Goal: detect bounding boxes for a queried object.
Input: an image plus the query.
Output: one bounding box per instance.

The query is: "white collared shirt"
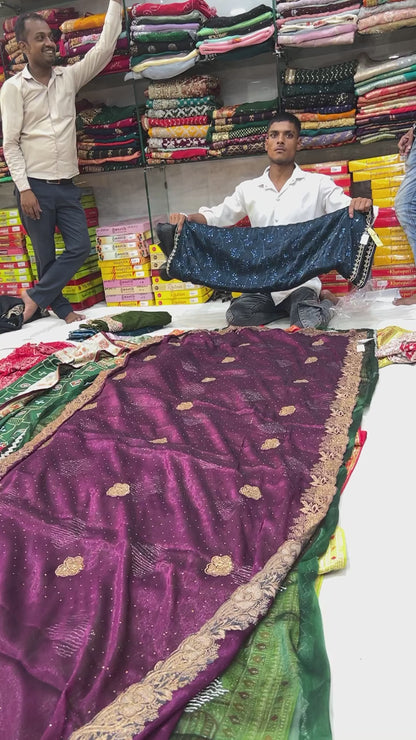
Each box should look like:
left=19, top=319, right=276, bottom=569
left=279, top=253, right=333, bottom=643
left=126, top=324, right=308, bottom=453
left=199, top=164, right=351, bottom=302
left=0, top=0, right=122, bottom=192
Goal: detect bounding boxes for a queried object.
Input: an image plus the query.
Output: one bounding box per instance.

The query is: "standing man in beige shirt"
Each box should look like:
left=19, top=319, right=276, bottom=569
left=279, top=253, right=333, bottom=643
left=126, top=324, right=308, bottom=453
left=0, top=0, right=123, bottom=323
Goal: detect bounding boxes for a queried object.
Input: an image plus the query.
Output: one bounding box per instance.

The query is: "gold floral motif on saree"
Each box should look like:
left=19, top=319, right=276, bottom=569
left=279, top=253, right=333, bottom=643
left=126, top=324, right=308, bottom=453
left=261, top=438, right=280, bottom=450
left=201, top=377, right=216, bottom=383
left=221, top=357, right=235, bottom=363
left=294, top=379, right=308, bottom=383
left=279, top=405, right=296, bottom=416
left=177, top=402, right=193, bottom=410
left=106, top=483, right=130, bottom=498
left=239, top=484, right=262, bottom=499
left=204, top=555, right=234, bottom=577
left=143, top=355, right=157, bottom=362
left=150, top=438, right=168, bottom=445
left=305, top=356, right=318, bottom=364
left=55, top=556, right=84, bottom=578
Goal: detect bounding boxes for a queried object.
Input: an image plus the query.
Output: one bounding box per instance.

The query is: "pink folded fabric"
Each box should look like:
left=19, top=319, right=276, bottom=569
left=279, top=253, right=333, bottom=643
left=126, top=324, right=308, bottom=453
left=198, top=25, right=274, bottom=53
left=130, top=1, right=216, bottom=19
left=357, top=103, right=416, bottom=118
left=358, top=80, right=416, bottom=101
left=358, top=16, right=416, bottom=32
left=358, top=6, right=416, bottom=29
left=279, top=30, right=355, bottom=45
left=278, top=24, right=356, bottom=43
left=146, top=147, right=208, bottom=159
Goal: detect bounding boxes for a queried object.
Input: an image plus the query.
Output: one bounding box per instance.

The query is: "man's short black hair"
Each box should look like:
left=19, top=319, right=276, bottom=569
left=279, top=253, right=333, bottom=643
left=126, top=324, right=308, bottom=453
left=15, top=12, right=46, bottom=43
left=267, top=113, right=301, bottom=136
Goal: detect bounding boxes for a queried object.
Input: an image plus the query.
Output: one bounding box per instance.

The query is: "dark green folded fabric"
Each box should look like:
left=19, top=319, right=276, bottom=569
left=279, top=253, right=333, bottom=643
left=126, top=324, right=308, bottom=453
left=81, top=310, right=172, bottom=333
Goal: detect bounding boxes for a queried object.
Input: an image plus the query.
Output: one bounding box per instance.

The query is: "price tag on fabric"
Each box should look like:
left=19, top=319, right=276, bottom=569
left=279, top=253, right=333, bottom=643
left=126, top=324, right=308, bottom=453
left=367, top=227, right=383, bottom=247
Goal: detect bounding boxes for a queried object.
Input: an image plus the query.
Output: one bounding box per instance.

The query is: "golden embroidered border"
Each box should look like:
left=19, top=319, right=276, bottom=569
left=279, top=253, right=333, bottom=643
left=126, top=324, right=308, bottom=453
left=69, top=328, right=369, bottom=740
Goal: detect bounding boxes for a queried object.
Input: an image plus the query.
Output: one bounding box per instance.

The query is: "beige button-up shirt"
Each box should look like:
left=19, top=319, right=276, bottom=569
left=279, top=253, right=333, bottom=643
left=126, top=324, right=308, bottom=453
left=0, top=0, right=122, bottom=192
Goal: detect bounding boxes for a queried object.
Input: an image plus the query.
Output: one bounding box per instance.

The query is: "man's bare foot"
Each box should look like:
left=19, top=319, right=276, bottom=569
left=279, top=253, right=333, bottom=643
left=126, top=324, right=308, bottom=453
left=320, top=289, right=339, bottom=305
left=393, top=294, right=416, bottom=306
left=21, top=290, right=39, bottom=323
left=65, top=311, right=86, bottom=324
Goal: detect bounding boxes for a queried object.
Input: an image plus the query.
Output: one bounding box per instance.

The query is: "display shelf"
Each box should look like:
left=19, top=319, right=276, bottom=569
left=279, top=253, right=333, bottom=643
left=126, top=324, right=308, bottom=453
left=0, top=0, right=79, bottom=21
left=0, top=0, right=412, bottom=225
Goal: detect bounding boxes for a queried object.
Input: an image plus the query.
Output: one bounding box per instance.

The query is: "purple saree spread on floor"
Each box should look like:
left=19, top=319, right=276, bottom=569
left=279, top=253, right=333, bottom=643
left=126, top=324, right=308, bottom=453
left=0, top=327, right=376, bottom=740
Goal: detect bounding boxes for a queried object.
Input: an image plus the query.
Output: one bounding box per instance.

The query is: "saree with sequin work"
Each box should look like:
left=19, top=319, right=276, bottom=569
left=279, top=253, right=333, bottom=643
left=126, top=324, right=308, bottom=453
left=163, top=207, right=376, bottom=291
left=0, top=326, right=378, bottom=739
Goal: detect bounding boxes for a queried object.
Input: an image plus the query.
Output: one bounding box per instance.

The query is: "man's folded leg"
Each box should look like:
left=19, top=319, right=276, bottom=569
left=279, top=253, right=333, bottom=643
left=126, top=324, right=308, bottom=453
left=226, top=292, right=285, bottom=326
left=282, top=287, right=335, bottom=329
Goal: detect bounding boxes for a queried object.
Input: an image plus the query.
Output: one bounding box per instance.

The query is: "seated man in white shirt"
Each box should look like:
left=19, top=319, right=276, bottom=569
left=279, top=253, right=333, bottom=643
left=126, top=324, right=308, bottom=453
left=170, top=113, right=372, bottom=328
left=0, top=0, right=122, bottom=324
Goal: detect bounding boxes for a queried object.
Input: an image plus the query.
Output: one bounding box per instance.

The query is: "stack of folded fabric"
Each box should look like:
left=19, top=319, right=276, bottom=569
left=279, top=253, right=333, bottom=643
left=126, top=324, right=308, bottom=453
left=2, top=7, right=78, bottom=75
left=275, top=0, right=360, bottom=46
left=209, top=98, right=279, bottom=158
left=0, top=40, right=5, bottom=88
left=349, top=154, right=416, bottom=296
left=127, top=0, right=217, bottom=81
left=357, top=0, right=416, bottom=35
left=354, top=52, right=416, bottom=144
left=0, top=209, right=34, bottom=297
left=283, top=61, right=357, bottom=149
left=76, top=102, right=144, bottom=173
left=59, top=9, right=129, bottom=76
left=196, top=4, right=275, bottom=61
left=26, top=188, right=104, bottom=310
left=143, top=74, right=220, bottom=164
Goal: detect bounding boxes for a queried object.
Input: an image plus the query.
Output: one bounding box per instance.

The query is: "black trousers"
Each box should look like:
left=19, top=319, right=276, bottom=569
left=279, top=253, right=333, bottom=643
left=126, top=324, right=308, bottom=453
left=225, top=287, right=334, bottom=329
left=16, top=178, right=91, bottom=319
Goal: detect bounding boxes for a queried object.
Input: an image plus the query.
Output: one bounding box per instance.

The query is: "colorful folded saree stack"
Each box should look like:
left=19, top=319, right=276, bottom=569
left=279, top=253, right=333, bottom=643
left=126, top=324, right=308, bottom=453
left=144, top=74, right=220, bottom=164
left=209, top=98, right=279, bottom=158
left=275, top=0, right=360, bottom=46
left=0, top=40, right=5, bottom=89
left=2, top=6, right=77, bottom=74
left=59, top=9, right=129, bottom=75
left=357, top=0, right=416, bottom=34
left=127, top=0, right=216, bottom=80
left=196, top=3, right=275, bottom=62
left=283, top=61, right=357, bottom=149
left=354, top=52, right=416, bottom=144
left=76, top=103, right=144, bottom=173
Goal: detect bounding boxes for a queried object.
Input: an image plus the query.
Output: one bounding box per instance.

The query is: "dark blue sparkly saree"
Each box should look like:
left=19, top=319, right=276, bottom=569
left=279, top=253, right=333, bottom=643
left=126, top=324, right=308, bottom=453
left=164, top=207, right=375, bottom=291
